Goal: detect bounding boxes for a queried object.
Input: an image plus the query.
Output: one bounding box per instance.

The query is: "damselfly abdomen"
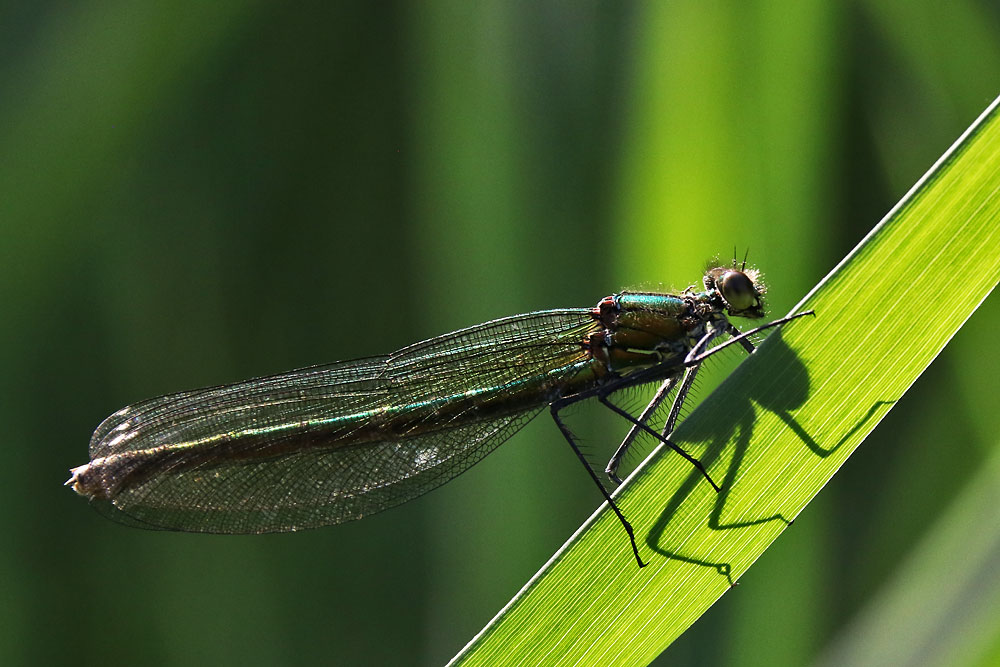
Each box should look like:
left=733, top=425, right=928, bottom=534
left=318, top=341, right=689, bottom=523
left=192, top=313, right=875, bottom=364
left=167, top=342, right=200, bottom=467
left=68, top=263, right=812, bottom=567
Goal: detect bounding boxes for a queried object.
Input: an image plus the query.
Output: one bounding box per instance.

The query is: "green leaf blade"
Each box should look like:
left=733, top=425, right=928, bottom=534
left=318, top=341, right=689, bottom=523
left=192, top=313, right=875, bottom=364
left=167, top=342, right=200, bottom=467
left=451, top=95, right=1000, bottom=667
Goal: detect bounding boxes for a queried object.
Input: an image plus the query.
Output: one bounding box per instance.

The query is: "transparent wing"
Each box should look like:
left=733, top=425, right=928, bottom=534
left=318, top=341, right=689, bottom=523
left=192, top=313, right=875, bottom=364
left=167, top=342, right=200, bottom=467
left=97, top=411, right=542, bottom=532
left=79, top=309, right=600, bottom=533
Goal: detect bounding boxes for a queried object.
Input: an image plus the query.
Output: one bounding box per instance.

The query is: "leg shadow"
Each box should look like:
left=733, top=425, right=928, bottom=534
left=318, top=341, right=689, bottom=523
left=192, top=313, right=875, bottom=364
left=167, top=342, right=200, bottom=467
left=643, top=330, right=894, bottom=583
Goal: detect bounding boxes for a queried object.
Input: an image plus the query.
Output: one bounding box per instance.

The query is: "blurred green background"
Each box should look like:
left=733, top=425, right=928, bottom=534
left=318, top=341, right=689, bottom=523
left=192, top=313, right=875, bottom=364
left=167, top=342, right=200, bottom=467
left=3, top=2, right=998, bottom=665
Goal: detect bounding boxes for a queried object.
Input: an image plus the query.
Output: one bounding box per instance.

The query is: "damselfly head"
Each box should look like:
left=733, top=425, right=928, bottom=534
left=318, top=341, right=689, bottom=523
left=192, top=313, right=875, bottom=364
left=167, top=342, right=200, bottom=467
left=703, top=266, right=766, bottom=318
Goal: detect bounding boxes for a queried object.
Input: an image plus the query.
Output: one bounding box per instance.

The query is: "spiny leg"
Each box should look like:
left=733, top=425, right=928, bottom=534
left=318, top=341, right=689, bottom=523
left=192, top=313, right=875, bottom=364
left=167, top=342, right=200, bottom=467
left=605, top=375, right=678, bottom=485
left=659, top=323, right=757, bottom=437
left=604, top=314, right=807, bottom=485
left=596, top=393, right=721, bottom=492
left=661, top=364, right=700, bottom=439
left=604, top=363, right=704, bottom=484
left=603, top=325, right=732, bottom=490
left=727, top=323, right=755, bottom=354
left=683, top=325, right=728, bottom=365
left=618, top=314, right=810, bottom=489
left=684, top=310, right=815, bottom=367
left=549, top=398, right=645, bottom=568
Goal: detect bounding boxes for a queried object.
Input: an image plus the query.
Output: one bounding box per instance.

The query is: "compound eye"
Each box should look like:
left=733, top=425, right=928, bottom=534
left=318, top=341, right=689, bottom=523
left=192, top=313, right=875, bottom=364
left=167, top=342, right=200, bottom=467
left=719, top=271, right=756, bottom=311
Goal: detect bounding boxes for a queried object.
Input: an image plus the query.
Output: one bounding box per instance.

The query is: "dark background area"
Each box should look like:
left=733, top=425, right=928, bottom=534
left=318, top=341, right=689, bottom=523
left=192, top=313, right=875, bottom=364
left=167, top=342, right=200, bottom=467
left=2, top=2, right=998, bottom=665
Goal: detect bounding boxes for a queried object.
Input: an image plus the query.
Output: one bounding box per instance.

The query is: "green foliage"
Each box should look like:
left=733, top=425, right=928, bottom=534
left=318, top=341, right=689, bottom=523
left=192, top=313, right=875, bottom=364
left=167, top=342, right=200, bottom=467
left=5, top=4, right=1000, bottom=666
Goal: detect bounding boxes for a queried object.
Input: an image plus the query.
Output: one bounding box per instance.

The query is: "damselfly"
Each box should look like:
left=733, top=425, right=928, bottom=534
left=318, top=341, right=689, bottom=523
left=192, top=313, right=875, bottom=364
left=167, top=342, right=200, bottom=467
left=68, top=262, right=812, bottom=567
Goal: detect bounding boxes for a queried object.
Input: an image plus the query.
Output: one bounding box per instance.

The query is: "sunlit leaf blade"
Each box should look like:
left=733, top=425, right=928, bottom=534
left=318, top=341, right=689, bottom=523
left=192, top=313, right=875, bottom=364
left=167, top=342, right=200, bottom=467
left=450, top=95, right=1000, bottom=667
